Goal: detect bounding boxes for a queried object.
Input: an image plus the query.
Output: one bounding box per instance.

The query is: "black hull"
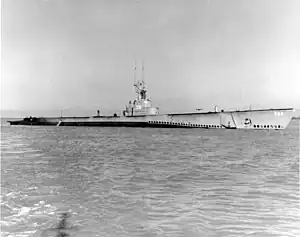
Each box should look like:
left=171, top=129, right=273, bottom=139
left=8, top=120, right=218, bottom=129
left=59, top=121, right=209, bottom=128
left=8, top=121, right=55, bottom=126
left=221, top=125, right=237, bottom=129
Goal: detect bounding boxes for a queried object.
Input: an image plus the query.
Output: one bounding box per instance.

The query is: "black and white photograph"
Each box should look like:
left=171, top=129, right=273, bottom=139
left=1, top=0, right=300, bottom=236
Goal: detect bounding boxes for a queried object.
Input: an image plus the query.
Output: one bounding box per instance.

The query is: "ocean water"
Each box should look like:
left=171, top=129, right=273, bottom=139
left=1, top=118, right=299, bottom=237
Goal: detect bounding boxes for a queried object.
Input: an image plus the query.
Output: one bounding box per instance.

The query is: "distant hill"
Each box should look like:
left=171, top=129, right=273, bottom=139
left=0, top=109, right=100, bottom=118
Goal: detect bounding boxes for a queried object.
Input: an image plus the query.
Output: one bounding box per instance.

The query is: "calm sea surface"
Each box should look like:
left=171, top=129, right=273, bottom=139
left=1, top=118, right=299, bottom=237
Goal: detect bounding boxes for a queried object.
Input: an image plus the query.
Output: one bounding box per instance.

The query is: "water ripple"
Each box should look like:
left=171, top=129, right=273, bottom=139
left=0, top=119, right=299, bottom=236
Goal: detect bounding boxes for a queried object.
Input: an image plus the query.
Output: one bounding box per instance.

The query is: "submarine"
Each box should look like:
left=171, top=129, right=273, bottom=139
left=8, top=66, right=295, bottom=130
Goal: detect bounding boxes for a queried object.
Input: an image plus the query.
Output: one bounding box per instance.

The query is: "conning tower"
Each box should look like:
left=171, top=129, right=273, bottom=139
left=123, top=63, right=159, bottom=117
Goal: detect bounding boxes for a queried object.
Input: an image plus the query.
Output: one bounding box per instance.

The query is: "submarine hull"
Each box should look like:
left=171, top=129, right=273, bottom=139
left=8, top=108, right=295, bottom=130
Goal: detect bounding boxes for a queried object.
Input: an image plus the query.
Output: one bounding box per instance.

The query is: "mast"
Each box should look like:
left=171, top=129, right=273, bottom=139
left=132, top=61, right=148, bottom=101
left=124, top=60, right=157, bottom=116
left=142, top=61, right=144, bottom=83
left=133, top=60, right=139, bottom=100
left=133, top=60, right=137, bottom=86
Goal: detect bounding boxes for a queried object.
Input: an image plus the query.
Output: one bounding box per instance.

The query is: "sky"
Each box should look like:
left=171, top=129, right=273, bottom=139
left=1, top=0, right=300, bottom=117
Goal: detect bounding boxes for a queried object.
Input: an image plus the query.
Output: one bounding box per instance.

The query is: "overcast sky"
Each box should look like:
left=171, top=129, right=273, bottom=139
left=1, top=0, right=300, bottom=116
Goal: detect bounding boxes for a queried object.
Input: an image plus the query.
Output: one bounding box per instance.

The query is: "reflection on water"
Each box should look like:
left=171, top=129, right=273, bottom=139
left=41, top=212, right=80, bottom=237
left=0, top=119, right=299, bottom=237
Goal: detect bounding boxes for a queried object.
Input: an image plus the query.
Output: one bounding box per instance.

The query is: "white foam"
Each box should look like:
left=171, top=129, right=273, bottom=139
left=17, top=207, right=31, bottom=216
